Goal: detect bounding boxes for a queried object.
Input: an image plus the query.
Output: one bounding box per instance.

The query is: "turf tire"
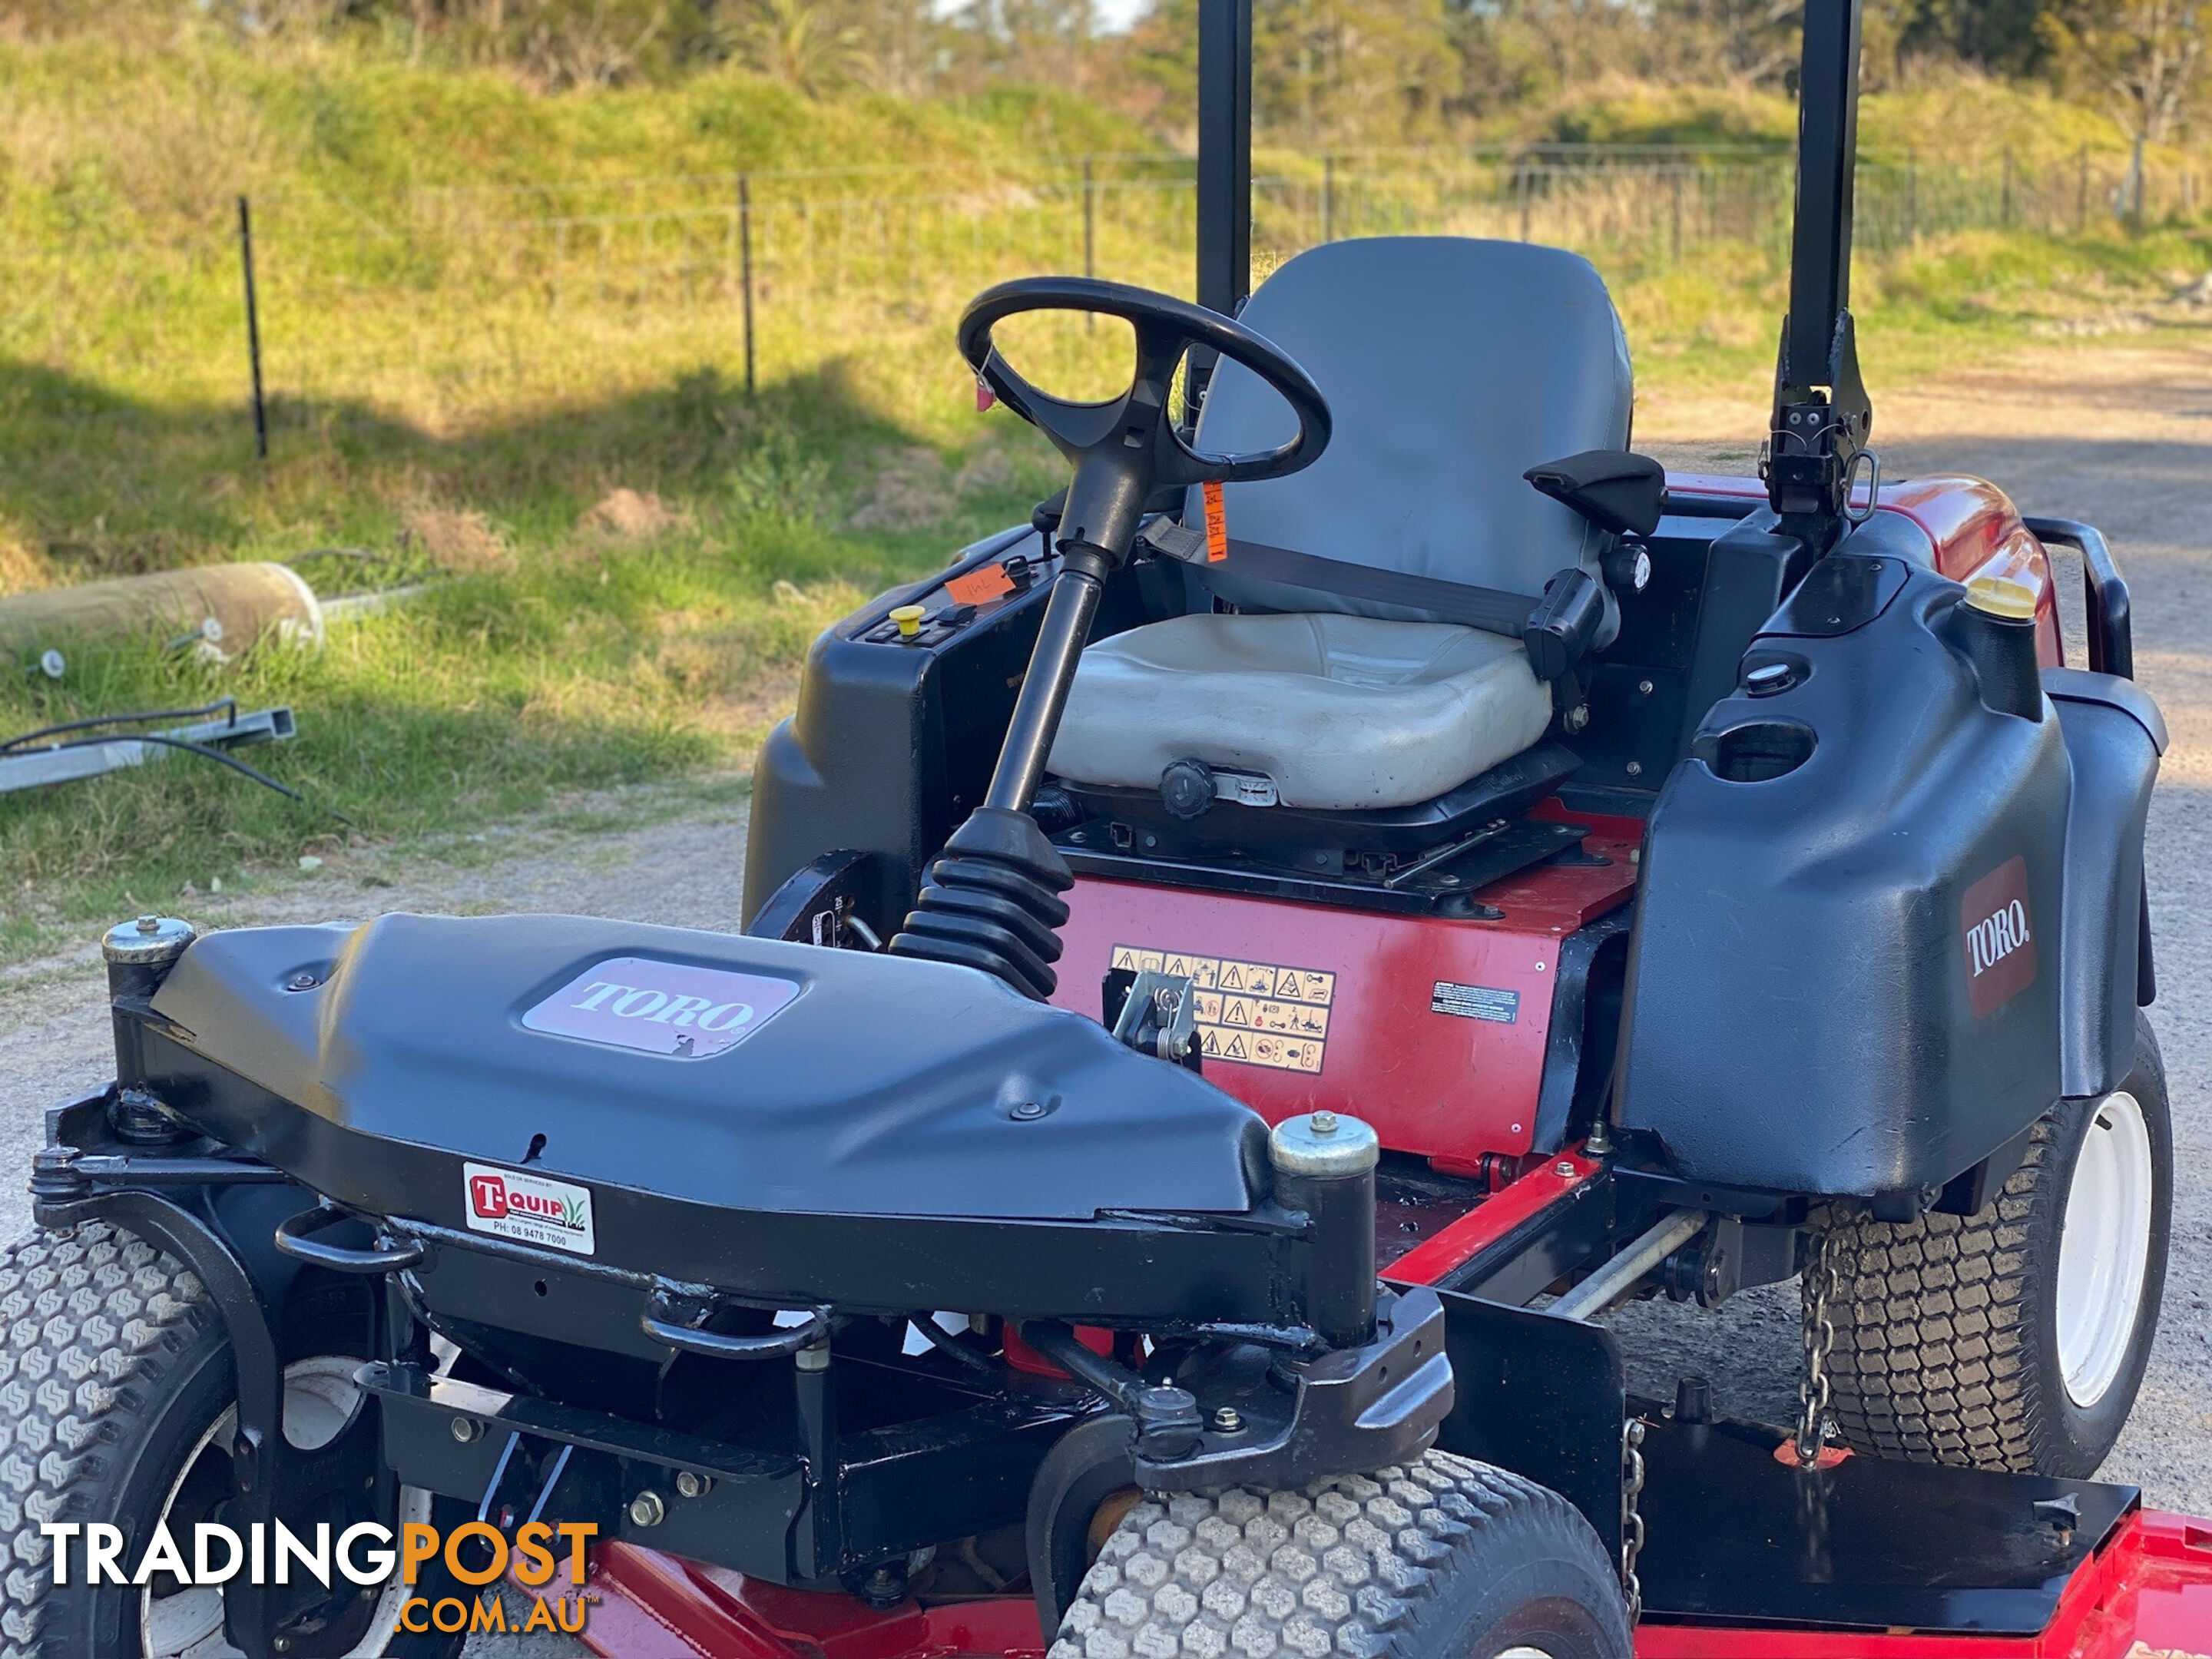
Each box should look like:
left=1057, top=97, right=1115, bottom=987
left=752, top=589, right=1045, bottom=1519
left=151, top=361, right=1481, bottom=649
left=1815, top=1012, right=2171, bottom=1478
left=0, top=1220, right=465, bottom=1658
left=1050, top=1449, right=1630, bottom=1659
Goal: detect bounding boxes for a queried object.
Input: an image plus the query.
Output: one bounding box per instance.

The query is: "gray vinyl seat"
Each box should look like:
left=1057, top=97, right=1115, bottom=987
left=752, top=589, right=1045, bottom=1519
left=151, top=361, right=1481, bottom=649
left=1048, top=236, right=1634, bottom=813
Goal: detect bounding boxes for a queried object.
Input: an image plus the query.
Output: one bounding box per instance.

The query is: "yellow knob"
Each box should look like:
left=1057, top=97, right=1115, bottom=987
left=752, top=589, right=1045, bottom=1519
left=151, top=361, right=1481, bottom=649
left=890, top=604, right=927, bottom=639
left=1965, top=544, right=2045, bottom=621
left=1965, top=572, right=2038, bottom=621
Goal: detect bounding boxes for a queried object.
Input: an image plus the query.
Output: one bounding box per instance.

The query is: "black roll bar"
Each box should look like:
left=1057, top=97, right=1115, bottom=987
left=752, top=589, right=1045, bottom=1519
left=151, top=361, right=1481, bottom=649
left=1187, top=0, right=1253, bottom=429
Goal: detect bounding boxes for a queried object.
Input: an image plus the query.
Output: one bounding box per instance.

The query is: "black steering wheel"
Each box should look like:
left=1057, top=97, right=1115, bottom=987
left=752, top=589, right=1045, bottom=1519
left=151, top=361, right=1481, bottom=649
left=958, top=276, right=1331, bottom=565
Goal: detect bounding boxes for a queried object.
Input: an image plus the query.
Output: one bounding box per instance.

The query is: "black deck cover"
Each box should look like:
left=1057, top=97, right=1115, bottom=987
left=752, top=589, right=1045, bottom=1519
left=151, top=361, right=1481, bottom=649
left=152, top=913, right=1267, bottom=1221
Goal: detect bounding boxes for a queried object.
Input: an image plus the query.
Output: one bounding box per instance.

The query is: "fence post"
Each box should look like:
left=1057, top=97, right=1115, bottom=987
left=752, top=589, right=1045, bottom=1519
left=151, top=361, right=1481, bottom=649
left=1081, top=156, right=1097, bottom=329
left=1670, top=164, right=1684, bottom=262
left=2001, top=149, right=2013, bottom=230
left=1905, top=149, right=1919, bottom=243
left=740, top=173, right=757, bottom=396
left=1518, top=160, right=1531, bottom=241
left=237, top=195, right=267, bottom=461
left=1323, top=154, right=1335, bottom=243
left=2078, top=145, right=2090, bottom=232
left=1082, top=155, right=1096, bottom=280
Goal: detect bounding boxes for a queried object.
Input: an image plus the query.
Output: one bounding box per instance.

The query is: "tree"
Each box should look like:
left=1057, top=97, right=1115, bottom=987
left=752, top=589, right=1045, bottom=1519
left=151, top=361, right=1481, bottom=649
left=942, top=0, right=1101, bottom=95
left=2044, top=0, right=2207, bottom=138
left=730, top=0, right=856, bottom=88
left=1124, top=0, right=1460, bottom=142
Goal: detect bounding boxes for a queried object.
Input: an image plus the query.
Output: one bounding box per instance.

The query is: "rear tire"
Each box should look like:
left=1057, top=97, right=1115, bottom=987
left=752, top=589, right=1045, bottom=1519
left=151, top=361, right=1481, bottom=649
left=1050, top=1449, right=1630, bottom=1659
left=1815, top=1012, right=2171, bottom=1477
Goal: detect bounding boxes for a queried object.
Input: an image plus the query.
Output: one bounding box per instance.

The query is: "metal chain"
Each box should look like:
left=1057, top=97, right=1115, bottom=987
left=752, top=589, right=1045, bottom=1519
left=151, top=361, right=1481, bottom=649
left=1620, top=1418, right=1647, bottom=1623
left=1795, top=1222, right=1843, bottom=1465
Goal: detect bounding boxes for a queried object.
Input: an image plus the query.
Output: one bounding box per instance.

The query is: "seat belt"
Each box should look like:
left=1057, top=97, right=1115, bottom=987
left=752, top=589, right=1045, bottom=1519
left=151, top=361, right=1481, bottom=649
left=1137, top=521, right=1539, bottom=637
left=1220, top=537, right=1541, bottom=637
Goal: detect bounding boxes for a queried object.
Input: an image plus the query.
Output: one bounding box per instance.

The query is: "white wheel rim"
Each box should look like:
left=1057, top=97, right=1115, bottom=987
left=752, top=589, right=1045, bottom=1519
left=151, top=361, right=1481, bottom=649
left=2055, top=1090, right=2155, bottom=1409
left=141, top=1356, right=432, bottom=1659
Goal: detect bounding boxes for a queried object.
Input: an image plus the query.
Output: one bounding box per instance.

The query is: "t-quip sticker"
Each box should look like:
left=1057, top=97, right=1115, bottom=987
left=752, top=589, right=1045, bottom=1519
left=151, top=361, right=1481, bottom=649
left=465, top=1163, right=596, bottom=1256
left=522, top=956, right=800, bottom=1059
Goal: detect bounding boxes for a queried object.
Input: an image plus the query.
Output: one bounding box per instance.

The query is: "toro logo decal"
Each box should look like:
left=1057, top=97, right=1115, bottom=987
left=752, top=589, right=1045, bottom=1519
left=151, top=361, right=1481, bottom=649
left=464, top=1163, right=596, bottom=1256
left=1962, top=856, right=2037, bottom=1018
left=521, top=956, right=800, bottom=1059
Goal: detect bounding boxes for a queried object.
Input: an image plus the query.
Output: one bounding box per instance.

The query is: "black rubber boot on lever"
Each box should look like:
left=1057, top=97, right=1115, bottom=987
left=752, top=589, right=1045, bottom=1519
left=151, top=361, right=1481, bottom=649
left=890, top=807, right=1074, bottom=1001
left=890, top=276, right=1330, bottom=998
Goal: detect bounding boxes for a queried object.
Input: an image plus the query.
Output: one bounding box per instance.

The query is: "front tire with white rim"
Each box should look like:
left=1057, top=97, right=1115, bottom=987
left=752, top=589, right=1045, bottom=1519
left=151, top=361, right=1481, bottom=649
left=1815, top=1012, right=2171, bottom=1478
left=0, top=1220, right=465, bottom=1659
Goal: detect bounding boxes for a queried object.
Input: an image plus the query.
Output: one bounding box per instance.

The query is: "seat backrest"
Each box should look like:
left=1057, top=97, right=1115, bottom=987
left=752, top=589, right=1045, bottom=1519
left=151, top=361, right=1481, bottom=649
left=1192, top=237, right=1633, bottom=624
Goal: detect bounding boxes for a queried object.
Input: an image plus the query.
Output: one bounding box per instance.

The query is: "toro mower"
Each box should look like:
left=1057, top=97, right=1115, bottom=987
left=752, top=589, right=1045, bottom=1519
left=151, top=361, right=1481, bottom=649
left=9, top=0, right=2207, bottom=1654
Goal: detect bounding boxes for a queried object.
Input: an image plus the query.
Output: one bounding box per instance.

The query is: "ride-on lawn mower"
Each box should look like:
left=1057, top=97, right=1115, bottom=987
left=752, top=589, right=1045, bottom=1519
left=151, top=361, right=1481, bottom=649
left=11, top=0, right=2208, bottom=1654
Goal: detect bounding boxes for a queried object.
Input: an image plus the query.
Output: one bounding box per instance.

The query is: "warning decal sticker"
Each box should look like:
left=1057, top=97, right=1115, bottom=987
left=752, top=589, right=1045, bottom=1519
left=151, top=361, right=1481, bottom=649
left=1109, top=945, right=1335, bottom=1073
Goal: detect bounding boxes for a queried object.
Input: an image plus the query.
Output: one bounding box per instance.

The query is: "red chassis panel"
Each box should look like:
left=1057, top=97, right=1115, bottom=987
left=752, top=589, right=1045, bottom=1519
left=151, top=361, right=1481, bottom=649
left=1045, top=820, right=1640, bottom=1165
left=582, top=1511, right=2212, bottom=1659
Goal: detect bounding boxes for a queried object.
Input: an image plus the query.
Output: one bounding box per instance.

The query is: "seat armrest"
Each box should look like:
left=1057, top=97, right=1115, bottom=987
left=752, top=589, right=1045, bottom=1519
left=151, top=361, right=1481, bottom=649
left=1525, top=450, right=1667, bottom=538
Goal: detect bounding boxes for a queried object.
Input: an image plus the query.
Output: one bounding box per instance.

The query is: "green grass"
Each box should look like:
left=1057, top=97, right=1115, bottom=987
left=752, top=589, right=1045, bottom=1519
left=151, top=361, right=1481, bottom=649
left=0, top=358, right=1070, bottom=958
left=5, top=37, right=2212, bottom=964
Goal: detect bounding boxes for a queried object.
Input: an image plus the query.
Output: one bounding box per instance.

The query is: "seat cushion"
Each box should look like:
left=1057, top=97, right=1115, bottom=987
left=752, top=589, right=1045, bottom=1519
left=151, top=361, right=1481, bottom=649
left=1048, top=612, right=1554, bottom=812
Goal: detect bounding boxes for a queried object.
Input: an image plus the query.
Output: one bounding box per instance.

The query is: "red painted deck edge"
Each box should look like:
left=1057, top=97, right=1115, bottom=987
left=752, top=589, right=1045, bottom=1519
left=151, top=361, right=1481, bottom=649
left=588, top=1502, right=2212, bottom=1659
left=1383, top=1149, right=1599, bottom=1287
left=1634, top=1509, right=2212, bottom=1659
left=585, top=1505, right=2212, bottom=1659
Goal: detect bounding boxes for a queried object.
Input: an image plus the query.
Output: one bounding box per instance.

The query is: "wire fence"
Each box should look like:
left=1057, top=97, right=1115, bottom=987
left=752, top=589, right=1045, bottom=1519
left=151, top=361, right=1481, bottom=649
left=12, top=141, right=2203, bottom=436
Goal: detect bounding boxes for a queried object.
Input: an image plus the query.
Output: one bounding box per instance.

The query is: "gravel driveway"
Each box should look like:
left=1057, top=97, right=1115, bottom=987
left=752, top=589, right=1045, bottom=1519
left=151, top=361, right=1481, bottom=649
left=2, top=336, right=2208, bottom=1654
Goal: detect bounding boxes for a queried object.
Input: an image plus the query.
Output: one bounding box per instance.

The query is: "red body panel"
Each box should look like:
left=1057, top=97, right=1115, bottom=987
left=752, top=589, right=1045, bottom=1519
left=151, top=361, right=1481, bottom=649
left=1666, top=471, right=2065, bottom=666
left=1047, top=823, right=1638, bottom=1164
left=1877, top=475, right=2065, bottom=668
left=582, top=1511, right=2212, bottom=1659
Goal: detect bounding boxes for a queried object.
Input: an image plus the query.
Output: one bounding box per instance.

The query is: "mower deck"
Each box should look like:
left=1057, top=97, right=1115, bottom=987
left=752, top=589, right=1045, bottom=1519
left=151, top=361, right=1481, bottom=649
left=575, top=1505, right=2212, bottom=1659
left=556, top=1141, right=2212, bottom=1658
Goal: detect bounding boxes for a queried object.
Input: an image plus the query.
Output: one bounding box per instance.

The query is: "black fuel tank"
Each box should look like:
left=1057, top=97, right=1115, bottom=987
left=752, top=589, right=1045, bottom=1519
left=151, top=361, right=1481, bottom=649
left=152, top=914, right=1267, bottom=1222
left=1614, top=555, right=2070, bottom=1197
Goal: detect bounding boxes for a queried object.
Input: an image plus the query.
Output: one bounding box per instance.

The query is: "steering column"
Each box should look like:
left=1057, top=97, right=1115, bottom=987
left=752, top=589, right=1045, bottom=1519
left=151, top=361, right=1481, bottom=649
left=889, top=276, right=1330, bottom=998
